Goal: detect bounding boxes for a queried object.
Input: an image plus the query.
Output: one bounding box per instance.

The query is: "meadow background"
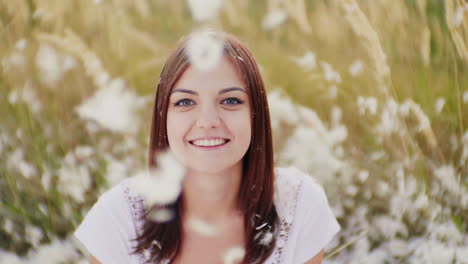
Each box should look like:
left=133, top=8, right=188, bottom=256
left=1, top=0, right=467, bottom=263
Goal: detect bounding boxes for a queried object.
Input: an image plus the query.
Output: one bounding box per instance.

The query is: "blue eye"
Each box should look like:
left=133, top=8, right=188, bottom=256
left=222, top=98, right=243, bottom=105
left=175, top=99, right=195, bottom=106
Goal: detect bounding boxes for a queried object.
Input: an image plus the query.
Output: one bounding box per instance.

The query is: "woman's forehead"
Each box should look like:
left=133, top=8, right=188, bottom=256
left=173, top=57, right=246, bottom=92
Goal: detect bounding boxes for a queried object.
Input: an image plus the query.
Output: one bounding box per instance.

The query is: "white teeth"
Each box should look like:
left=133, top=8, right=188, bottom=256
left=192, top=138, right=227, bottom=147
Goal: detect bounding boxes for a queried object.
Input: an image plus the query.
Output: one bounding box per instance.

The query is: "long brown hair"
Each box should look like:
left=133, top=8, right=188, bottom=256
left=133, top=31, right=278, bottom=264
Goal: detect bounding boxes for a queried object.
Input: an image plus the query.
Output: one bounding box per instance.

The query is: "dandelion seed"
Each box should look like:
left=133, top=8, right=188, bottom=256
left=186, top=0, right=223, bottom=22
left=331, top=106, right=342, bottom=126
left=2, top=51, right=26, bottom=72
left=3, top=219, right=14, bottom=233
left=8, top=90, right=19, bottom=104
left=131, top=151, right=186, bottom=206
left=357, top=170, right=369, bottom=183
left=263, top=9, right=288, bottom=30
left=321, top=62, right=341, bottom=83
left=74, top=146, right=94, bottom=159
left=255, top=222, right=268, bottom=230
left=454, top=6, right=464, bottom=27
left=132, top=170, right=183, bottom=206
left=33, top=8, right=45, bottom=19
left=343, top=2, right=358, bottom=14
left=22, top=83, right=42, bottom=113
left=186, top=31, right=224, bottom=72
left=27, top=239, right=80, bottom=264
left=143, top=248, right=151, bottom=260
left=435, top=98, right=445, bottom=113
left=385, top=239, right=409, bottom=258
left=399, top=100, right=411, bottom=116
left=16, top=39, right=27, bottom=50
left=149, top=208, right=174, bottom=223
left=329, top=85, right=338, bottom=99
left=57, top=162, right=91, bottom=203
left=41, top=168, right=52, bottom=191
left=105, top=157, right=128, bottom=187
left=259, top=231, right=273, bottom=246
left=76, top=78, right=143, bottom=134
left=223, top=247, right=245, bottom=264
left=374, top=216, right=408, bottom=238
left=0, top=251, right=24, bottom=264
left=267, top=91, right=299, bottom=130
left=187, top=217, right=218, bottom=237
left=433, top=165, right=462, bottom=195
left=346, top=185, right=358, bottom=196
left=280, top=125, right=344, bottom=184
left=291, top=51, right=317, bottom=70
left=25, top=225, right=42, bottom=247
left=357, top=96, right=378, bottom=115
left=377, top=99, right=401, bottom=135
left=18, top=160, right=36, bottom=179
left=376, top=181, right=390, bottom=196
left=152, top=240, right=162, bottom=250
left=349, top=60, right=364, bottom=76
left=96, top=72, right=110, bottom=87
left=35, top=44, right=67, bottom=86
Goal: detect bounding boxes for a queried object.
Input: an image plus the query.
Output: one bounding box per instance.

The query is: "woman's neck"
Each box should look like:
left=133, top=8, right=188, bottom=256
left=182, top=164, right=243, bottom=221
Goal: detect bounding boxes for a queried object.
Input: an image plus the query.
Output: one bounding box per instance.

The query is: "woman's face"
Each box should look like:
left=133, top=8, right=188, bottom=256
left=167, top=57, right=252, bottom=174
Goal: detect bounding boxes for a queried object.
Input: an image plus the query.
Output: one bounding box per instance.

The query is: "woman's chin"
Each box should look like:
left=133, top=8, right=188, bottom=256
left=186, top=160, right=242, bottom=175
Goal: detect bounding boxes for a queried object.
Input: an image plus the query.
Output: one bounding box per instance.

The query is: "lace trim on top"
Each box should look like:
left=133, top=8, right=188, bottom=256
left=122, top=180, right=150, bottom=264
left=121, top=169, right=304, bottom=264
left=269, top=169, right=303, bottom=263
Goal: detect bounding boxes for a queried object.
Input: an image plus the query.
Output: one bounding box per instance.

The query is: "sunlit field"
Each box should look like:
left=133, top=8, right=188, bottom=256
left=1, top=0, right=467, bottom=263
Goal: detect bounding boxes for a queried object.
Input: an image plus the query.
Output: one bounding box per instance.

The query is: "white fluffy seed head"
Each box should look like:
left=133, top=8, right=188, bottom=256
left=131, top=151, right=186, bottom=207
left=186, top=30, right=224, bottom=72
left=187, top=217, right=218, bottom=237
left=149, top=208, right=175, bottom=222
left=259, top=231, right=273, bottom=246
left=186, top=0, right=223, bottom=22
left=223, top=247, right=245, bottom=264
left=263, top=9, right=288, bottom=30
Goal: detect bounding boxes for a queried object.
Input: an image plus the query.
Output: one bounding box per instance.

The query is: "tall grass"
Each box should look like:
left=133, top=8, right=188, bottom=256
left=1, top=0, right=467, bottom=262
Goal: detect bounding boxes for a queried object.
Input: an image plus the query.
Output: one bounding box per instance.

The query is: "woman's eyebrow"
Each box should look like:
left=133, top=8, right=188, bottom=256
left=171, top=87, right=246, bottom=95
left=218, top=87, right=246, bottom=94
left=171, top=88, right=197, bottom=95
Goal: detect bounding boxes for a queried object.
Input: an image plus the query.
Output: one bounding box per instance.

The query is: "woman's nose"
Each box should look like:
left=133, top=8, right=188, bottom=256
left=195, top=106, right=221, bottom=128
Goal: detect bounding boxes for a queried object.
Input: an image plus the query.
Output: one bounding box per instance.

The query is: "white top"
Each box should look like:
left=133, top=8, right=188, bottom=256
left=74, top=167, right=340, bottom=264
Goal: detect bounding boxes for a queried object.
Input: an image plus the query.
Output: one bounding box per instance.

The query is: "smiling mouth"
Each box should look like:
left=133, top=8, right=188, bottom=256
left=189, top=139, right=230, bottom=147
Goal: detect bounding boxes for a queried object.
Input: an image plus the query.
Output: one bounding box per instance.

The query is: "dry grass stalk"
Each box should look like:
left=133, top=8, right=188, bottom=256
left=268, top=0, right=311, bottom=34
left=404, top=99, right=439, bottom=150
left=283, top=0, right=311, bottom=34
left=134, top=0, right=150, bottom=18
left=223, top=0, right=241, bottom=27
left=416, top=0, right=431, bottom=66
left=325, top=228, right=368, bottom=259
left=445, top=0, right=468, bottom=62
left=339, top=0, right=391, bottom=94
left=121, top=24, right=162, bottom=54
left=36, top=29, right=108, bottom=88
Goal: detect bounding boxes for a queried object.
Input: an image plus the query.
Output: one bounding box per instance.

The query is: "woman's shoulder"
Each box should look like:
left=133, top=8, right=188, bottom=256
left=274, top=166, right=327, bottom=200
left=272, top=167, right=340, bottom=263
left=274, top=167, right=330, bottom=217
left=74, top=178, right=143, bottom=264
left=94, top=178, right=142, bottom=210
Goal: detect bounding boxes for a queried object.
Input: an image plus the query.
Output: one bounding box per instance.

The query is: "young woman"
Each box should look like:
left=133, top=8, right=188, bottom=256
left=74, top=30, right=340, bottom=264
